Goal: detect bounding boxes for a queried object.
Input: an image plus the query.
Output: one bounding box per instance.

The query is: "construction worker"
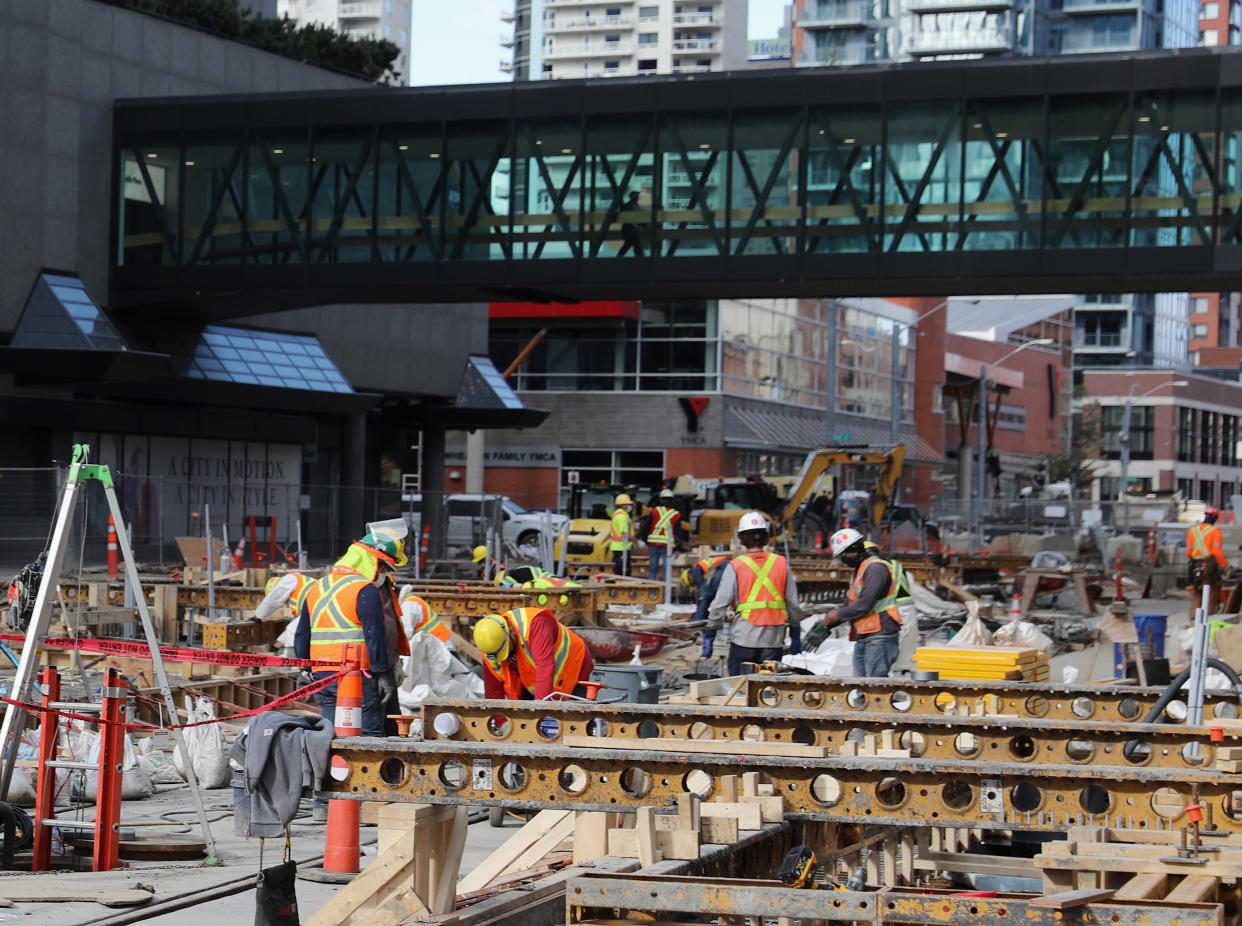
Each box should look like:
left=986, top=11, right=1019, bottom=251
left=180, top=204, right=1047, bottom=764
left=803, top=528, right=903, bottom=678
left=398, top=586, right=452, bottom=644
left=645, top=489, right=681, bottom=582
left=609, top=493, right=635, bottom=575
left=472, top=608, right=595, bottom=700
left=295, top=519, right=411, bottom=736
left=473, top=544, right=507, bottom=584
left=1187, top=506, right=1228, bottom=613
left=703, top=512, right=801, bottom=675
left=255, top=571, right=314, bottom=621
left=682, top=553, right=730, bottom=623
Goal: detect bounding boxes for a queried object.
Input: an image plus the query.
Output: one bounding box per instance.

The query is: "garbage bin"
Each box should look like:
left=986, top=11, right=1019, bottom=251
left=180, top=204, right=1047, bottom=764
left=589, top=665, right=662, bottom=704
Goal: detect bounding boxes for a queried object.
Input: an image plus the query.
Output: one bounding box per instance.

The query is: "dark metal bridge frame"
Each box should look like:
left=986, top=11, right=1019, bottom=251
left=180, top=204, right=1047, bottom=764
left=112, top=48, right=1242, bottom=316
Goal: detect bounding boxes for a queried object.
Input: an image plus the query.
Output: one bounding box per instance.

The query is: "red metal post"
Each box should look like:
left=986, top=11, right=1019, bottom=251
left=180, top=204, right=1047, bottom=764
left=31, top=666, right=61, bottom=871
left=94, top=668, right=125, bottom=872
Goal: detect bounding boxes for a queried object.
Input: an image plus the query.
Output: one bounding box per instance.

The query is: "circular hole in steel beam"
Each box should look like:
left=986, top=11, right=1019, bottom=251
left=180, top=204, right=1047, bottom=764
left=636, top=719, right=660, bottom=739
left=1066, top=739, right=1095, bottom=763
left=379, top=758, right=407, bottom=787
left=558, top=764, right=588, bottom=794
left=438, top=761, right=466, bottom=791
left=791, top=725, right=817, bottom=747
left=684, top=769, right=714, bottom=799
left=846, top=688, right=867, bottom=709
left=1008, top=735, right=1036, bottom=760
left=486, top=715, right=511, bottom=738
left=900, top=731, right=926, bottom=757
left=536, top=715, right=560, bottom=740
left=1071, top=697, right=1095, bottom=719
left=1123, top=739, right=1152, bottom=765
left=688, top=722, right=714, bottom=740
left=801, top=690, right=825, bottom=709
left=954, top=733, right=980, bottom=758
left=1117, top=696, right=1141, bottom=720
left=1024, top=696, right=1050, bottom=718
left=758, top=685, right=780, bottom=707
left=934, top=692, right=957, bottom=714
left=1181, top=742, right=1209, bottom=767
left=942, top=780, right=974, bottom=810
left=1213, top=701, right=1240, bottom=720
left=1150, top=787, right=1186, bottom=820
left=875, top=777, right=906, bottom=809
left=810, top=774, right=842, bottom=807
left=740, top=724, right=764, bottom=743
left=1080, top=785, right=1111, bottom=815
left=1011, top=781, right=1042, bottom=812
left=498, top=762, right=526, bottom=793
left=619, top=767, right=650, bottom=798
left=890, top=690, right=913, bottom=712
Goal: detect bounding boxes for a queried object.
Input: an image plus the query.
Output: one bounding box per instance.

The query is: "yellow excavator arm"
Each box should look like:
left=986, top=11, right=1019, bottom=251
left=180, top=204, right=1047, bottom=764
left=779, top=445, right=907, bottom=536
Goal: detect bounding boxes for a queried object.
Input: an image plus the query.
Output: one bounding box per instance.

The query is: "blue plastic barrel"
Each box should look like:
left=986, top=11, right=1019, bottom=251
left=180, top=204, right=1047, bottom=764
left=1115, top=614, right=1167, bottom=677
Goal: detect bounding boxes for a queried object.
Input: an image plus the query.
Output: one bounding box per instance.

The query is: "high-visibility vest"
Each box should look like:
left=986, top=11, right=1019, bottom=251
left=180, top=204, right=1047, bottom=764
left=400, top=591, right=451, bottom=643
left=891, top=559, right=914, bottom=607
left=608, top=509, right=633, bottom=551
left=695, top=555, right=729, bottom=576
left=847, top=555, right=904, bottom=638
left=305, top=571, right=372, bottom=668
left=271, top=572, right=314, bottom=618
left=648, top=506, right=678, bottom=545
left=1188, top=523, right=1223, bottom=563
left=525, top=575, right=580, bottom=607
left=483, top=607, right=587, bottom=700
left=732, top=552, right=789, bottom=627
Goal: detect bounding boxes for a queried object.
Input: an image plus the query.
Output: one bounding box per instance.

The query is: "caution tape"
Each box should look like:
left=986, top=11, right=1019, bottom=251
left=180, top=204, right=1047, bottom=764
left=0, top=632, right=340, bottom=671
left=0, top=667, right=349, bottom=730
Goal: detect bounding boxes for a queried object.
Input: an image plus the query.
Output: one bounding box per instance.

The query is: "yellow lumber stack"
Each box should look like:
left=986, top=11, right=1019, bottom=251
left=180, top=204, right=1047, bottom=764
left=914, top=645, right=1050, bottom=682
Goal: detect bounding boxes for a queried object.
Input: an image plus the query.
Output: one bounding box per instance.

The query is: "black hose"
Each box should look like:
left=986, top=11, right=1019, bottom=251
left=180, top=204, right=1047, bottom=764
left=0, top=802, right=15, bottom=870
left=1122, top=658, right=1242, bottom=761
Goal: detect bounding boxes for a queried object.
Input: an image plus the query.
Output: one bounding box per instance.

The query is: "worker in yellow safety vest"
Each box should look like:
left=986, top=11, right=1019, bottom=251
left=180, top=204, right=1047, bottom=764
left=1187, top=506, right=1228, bottom=614
left=803, top=528, right=903, bottom=677
left=645, top=489, right=682, bottom=582
left=472, top=608, right=595, bottom=700
left=295, top=519, right=411, bottom=735
left=704, top=511, right=801, bottom=674
left=608, top=494, right=635, bottom=576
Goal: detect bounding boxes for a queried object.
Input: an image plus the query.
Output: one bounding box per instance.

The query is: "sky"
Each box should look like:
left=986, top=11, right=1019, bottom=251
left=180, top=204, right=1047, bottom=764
left=409, top=0, right=790, bottom=87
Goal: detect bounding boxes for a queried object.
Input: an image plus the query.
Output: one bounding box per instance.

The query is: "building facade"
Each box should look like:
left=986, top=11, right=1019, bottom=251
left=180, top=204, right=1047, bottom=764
left=277, top=0, right=412, bottom=83
left=503, top=0, right=749, bottom=81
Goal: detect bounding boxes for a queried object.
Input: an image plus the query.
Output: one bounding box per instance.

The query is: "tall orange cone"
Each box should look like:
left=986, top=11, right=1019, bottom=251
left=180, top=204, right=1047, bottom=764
left=815, top=532, right=824, bottom=553
left=1009, top=592, right=1022, bottom=620
left=418, top=522, right=431, bottom=574
left=232, top=535, right=247, bottom=570
left=323, top=646, right=362, bottom=874
left=106, top=515, right=118, bottom=579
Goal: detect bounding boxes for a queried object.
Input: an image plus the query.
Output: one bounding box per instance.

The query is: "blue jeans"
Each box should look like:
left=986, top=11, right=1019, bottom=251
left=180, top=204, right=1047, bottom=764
left=728, top=644, right=783, bottom=676
left=314, top=671, right=385, bottom=736
left=648, top=544, right=672, bottom=582
left=852, top=633, right=899, bottom=678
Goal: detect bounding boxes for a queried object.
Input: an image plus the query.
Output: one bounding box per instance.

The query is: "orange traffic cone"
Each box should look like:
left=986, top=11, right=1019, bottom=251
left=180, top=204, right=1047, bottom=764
left=106, top=515, right=118, bottom=579
left=815, top=532, right=824, bottom=553
left=418, top=522, right=431, bottom=573
left=232, top=535, right=247, bottom=570
left=1009, top=593, right=1022, bottom=620
left=323, top=646, right=363, bottom=874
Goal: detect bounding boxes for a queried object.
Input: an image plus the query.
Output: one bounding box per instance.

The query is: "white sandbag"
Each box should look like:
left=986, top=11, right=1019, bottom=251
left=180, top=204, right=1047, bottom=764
left=949, top=603, right=992, bottom=647
left=171, top=696, right=230, bottom=789
left=83, top=731, right=154, bottom=801
left=398, top=634, right=482, bottom=711
left=138, top=748, right=184, bottom=785
left=992, top=620, right=1054, bottom=652
left=6, top=768, right=36, bottom=807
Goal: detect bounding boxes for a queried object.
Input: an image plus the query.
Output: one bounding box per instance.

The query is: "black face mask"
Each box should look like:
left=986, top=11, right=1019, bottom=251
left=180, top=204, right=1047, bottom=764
left=840, top=550, right=866, bottom=569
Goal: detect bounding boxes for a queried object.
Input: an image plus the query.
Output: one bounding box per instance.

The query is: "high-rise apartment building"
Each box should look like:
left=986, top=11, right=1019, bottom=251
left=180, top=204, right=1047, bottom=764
left=503, top=0, right=749, bottom=81
left=277, top=0, right=412, bottom=83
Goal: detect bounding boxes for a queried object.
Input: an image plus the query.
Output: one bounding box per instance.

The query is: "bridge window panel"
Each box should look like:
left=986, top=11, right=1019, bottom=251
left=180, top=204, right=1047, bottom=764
left=245, top=134, right=309, bottom=265
left=444, top=120, right=513, bottom=261
left=959, top=98, right=1044, bottom=252
left=1215, top=89, right=1242, bottom=244
left=583, top=115, right=656, bottom=260
left=656, top=113, right=729, bottom=257
left=1045, top=93, right=1130, bottom=249
left=729, top=108, right=802, bottom=257
left=308, top=127, right=377, bottom=263
left=805, top=105, right=881, bottom=254
left=376, top=126, right=443, bottom=263
left=118, top=142, right=181, bottom=267
left=1130, top=90, right=1216, bottom=248
left=882, top=100, right=962, bottom=253
left=513, top=119, right=583, bottom=260
left=180, top=138, right=246, bottom=265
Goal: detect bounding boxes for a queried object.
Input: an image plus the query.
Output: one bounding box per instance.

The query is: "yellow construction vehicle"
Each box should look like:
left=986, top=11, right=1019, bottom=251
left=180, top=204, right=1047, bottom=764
left=553, top=483, right=652, bottom=565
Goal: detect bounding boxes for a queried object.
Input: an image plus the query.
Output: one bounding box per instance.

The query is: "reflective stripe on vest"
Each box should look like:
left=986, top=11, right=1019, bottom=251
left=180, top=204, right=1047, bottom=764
left=847, top=556, right=903, bottom=637
left=890, top=560, right=914, bottom=606
left=648, top=506, right=677, bottom=544
left=1189, top=523, right=1214, bottom=560
left=609, top=510, right=632, bottom=550
left=695, top=555, right=729, bottom=576
left=307, top=572, right=369, bottom=665
left=732, top=552, right=788, bottom=627
left=291, top=574, right=314, bottom=617
left=401, top=592, right=451, bottom=643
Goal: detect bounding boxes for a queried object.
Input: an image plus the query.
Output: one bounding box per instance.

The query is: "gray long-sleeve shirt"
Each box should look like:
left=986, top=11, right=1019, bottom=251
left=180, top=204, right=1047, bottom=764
left=837, top=560, right=900, bottom=634
left=707, top=552, right=801, bottom=649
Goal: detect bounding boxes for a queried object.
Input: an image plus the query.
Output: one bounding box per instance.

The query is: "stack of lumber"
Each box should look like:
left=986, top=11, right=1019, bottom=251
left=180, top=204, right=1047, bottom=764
left=914, top=645, right=1050, bottom=681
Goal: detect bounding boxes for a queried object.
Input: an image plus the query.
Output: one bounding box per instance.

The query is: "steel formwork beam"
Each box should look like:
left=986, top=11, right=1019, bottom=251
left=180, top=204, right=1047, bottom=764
left=321, top=737, right=1242, bottom=834
left=420, top=698, right=1237, bottom=772
left=564, top=874, right=1224, bottom=926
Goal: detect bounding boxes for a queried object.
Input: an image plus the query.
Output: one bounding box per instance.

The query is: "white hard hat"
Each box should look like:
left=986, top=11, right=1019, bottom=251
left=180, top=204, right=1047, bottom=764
left=737, top=511, right=768, bottom=534
left=830, top=528, right=865, bottom=558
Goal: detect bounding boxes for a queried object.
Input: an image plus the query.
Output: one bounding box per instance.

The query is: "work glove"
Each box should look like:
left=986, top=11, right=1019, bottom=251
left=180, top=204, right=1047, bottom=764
left=802, top=620, right=833, bottom=654
left=296, top=669, right=315, bottom=690
left=700, top=628, right=717, bottom=659
left=788, top=622, right=802, bottom=656
left=374, top=667, right=398, bottom=709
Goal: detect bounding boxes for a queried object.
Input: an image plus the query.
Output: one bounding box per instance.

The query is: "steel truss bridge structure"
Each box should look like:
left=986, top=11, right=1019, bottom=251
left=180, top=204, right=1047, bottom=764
left=114, top=48, right=1242, bottom=314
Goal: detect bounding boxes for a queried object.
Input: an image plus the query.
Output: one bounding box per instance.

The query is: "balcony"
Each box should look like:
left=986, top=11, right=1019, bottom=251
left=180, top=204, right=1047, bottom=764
left=544, top=40, right=635, bottom=59
left=797, top=44, right=875, bottom=66
left=500, top=7, right=515, bottom=22
left=906, top=0, right=1011, bottom=11
left=798, top=1, right=875, bottom=27
left=672, top=64, right=714, bottom=73
left=673, top=12, right=721, bottom=26
left=1060, top=25, right=1139, bottom=51
left=499, top=59, right=515, bottom=72
left=672, top=38, right=718, bottom=51
left=546, top=15, right=634, bottom=31
left=501, top=31, right=515, bottom=47
left=338, top=1, right=381, bottom=20
left=1061, top=0, right=1140, bottom=12
left=904, top=28, right=1013, bottom=54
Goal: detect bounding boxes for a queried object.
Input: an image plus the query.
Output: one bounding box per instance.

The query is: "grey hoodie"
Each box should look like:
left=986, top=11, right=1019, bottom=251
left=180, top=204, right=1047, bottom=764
left=231, top=711, right=336, bottom=838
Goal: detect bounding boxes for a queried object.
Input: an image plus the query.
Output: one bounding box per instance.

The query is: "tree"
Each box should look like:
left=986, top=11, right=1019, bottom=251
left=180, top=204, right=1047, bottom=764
left=1048, top=398, right=1102, bottom=494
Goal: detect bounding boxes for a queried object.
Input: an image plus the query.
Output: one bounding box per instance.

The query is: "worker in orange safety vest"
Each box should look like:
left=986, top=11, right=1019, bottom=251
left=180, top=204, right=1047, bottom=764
left=472, top=607, right=595, bottom=700
left=1187, top=506, right=1228, bottom=614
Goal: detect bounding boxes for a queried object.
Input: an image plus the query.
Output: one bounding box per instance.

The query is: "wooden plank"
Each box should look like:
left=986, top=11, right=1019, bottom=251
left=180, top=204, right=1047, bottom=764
left=677, top=794, right=700, bottom=832
left=606, top=828, right=639, bottom=858
left=305, top=843, right=429, bottom=926
left=505, top=811, right=576, bottom=875
left=1034, top=854, right=1242, bottom=879
left=719, top=775, right=739, bottom=801
left=574, top=812, right=612, bottom=864
left=1164, top=876, right=1220, bottom=904
left=700, top=816, right=739, bottom=845
left=431, top=807, right=469, bottom=914
left=655, top=828, right=700, bottom=860
left=1029, top=889, right=1115, bottom=909
left=455, top=809, right=573, bottom=896
left=739, top=794, right=783, bottom=824
left=1113, top=872, right=1168, bottom=901
left=698, top=802, right=762, bottom=830
left=636, top=806, right=661, bottom=868
left=561, top=735, right=828, bottom=759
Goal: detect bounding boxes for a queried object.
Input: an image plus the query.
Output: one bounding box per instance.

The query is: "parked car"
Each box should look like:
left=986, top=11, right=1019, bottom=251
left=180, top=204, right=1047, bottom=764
left=401, top=493, right=568, bottom=558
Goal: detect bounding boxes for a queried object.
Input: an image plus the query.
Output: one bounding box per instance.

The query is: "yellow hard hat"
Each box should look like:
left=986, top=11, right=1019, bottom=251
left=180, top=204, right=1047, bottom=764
left=615, top=493, right=633, bottom=507
left=473, top=614, right=511, bottom=664
left=472, top=545, right=488, bottom=563
left=864, top=540, right=881, bottom=553
left=680, top=569, right=693, bottom=588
